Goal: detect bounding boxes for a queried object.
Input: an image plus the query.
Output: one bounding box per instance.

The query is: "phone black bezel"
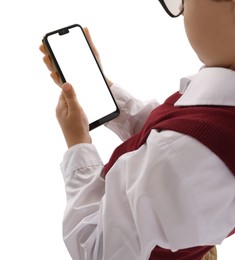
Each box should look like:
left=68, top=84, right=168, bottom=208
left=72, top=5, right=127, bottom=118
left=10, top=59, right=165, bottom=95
left=42, top=24, right=120, bottom=131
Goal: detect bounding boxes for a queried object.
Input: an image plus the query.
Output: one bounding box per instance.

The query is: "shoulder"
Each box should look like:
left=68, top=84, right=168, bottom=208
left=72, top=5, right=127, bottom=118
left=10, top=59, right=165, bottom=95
left=129, top=130, right=235, bottom=248
left=105, top=130, right=235, bottom=250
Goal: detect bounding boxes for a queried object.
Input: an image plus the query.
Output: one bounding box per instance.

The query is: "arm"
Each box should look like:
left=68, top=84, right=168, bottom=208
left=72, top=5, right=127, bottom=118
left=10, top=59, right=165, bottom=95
left=61, top=144, right=105, bottom=259
left=61, top=129, right=235, bottom=259
left=106, top=85, right=159, bottom=140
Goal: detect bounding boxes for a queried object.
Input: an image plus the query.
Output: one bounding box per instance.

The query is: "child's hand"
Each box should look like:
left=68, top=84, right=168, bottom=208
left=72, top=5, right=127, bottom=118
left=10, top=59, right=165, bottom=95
left=56, top=83, right=92, bottom=148
left=39, top=27, right=113, bottom=87
left=39, top=43, right=62, bottom=86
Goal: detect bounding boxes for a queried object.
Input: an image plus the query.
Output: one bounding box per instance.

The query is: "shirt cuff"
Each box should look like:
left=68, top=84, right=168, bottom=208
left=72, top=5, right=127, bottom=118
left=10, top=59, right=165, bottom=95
left=61, top=143, right=104, bottom=179
left=109, top=83, right=133, bottom=104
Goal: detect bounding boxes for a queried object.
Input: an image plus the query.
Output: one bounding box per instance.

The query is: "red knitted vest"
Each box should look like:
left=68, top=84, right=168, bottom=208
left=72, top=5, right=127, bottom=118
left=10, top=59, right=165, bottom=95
left=104, top=92, right=235, bottom=259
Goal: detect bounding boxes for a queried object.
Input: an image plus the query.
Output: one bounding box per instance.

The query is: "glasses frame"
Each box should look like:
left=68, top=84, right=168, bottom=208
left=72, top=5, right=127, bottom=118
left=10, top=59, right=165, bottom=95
left=158, top=0, right=184, bottom=18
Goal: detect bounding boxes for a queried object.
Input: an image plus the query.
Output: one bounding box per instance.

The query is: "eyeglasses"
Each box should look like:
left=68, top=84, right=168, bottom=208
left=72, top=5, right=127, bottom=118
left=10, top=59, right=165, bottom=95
left=158, top=0, right=184, bottom=18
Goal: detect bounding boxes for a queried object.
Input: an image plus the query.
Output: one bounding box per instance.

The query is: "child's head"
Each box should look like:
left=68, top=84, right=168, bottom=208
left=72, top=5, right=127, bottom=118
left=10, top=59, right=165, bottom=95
left=183, top=0, right=235, bottom=70
left=159, top=0, right=235, bottom=70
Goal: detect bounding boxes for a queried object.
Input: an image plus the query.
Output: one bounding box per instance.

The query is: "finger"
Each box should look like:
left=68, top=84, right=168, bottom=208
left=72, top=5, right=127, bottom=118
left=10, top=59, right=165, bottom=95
left=84, top=27, right=91, bottom=41
left=39, top=44, right=48, bottom=55
left=43, top=55, right=54, bottom=71
left=50, top=71, right=62, bottom=86
left=56, top=91, right=66, bottom=112
left=61, top=83, right=79, bottom=110
left=83, top=27, right=99, bottom=58
left=61, top=83, right=76, bottom=97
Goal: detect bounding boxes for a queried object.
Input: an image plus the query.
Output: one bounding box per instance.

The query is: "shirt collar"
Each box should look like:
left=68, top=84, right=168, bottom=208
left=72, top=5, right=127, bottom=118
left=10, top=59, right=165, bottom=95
left=175, top=67, right=235, bottom=106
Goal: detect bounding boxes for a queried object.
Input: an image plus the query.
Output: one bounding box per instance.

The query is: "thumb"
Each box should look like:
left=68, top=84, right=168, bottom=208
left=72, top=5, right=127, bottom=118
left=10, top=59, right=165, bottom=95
left=61, top=83, right=79, bottom=109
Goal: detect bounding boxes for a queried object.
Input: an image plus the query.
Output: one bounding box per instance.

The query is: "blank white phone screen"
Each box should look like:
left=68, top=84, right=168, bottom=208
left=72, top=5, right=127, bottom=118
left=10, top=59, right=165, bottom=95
left=47, top=26, right=117, bottom=127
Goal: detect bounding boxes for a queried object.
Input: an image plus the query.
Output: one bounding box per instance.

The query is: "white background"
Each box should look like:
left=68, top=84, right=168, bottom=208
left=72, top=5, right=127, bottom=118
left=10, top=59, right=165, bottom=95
left=0, top=0, right=234, bottom=259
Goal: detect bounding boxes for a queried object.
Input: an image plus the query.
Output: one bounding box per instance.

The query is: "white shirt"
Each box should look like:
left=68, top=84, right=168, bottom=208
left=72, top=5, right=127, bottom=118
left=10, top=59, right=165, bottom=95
left=61, top=67, right=235, bottom=260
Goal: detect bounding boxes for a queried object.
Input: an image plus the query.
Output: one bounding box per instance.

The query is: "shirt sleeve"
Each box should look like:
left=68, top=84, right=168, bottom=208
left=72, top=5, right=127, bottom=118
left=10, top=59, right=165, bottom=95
left=105, top=84, right=159, bottom=140
left=60, top=131, right=235, bottom=260
left=61, top=144, right=105, bottom=259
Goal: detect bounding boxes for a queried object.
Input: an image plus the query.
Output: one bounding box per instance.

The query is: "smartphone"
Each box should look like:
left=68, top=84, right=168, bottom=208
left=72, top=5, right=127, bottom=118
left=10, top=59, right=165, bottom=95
left=42, top=24, right=119, bottom=130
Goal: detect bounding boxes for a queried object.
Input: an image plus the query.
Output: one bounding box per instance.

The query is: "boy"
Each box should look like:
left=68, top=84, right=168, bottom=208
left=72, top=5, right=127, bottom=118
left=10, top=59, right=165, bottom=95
left=40, top=0, right=235, bottom=259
